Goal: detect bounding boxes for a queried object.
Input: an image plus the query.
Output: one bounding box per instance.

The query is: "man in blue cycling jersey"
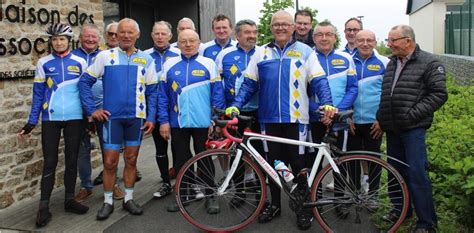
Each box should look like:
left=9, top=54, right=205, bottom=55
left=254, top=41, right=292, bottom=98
left=226, top=10, right=335, bottom=230
left=79, top=18, right=158, bottom=220
left=144, top=21, right=180, bottom=199
left=199, top=14, right=236, bottom=61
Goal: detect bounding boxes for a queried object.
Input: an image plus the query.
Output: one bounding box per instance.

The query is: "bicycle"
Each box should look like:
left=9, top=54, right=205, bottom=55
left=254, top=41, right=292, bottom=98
left=174, top=110, right=410, bottom=232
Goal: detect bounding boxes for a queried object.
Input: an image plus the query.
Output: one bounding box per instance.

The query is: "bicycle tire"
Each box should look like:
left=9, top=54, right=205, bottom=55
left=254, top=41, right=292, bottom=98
left=310, top=154, right=409, bottom=233
left=175, top=149, right=267, bottom=232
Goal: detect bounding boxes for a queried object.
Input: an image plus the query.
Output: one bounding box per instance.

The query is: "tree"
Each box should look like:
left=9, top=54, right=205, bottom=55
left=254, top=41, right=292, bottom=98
left=376, top=41, right=392, bottom=56
left=257, top=0, right=294, bottom=45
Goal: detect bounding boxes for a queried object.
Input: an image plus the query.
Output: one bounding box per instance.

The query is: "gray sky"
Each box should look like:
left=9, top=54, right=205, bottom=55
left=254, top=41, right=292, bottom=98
left=235, top=0, right=409, bottom=45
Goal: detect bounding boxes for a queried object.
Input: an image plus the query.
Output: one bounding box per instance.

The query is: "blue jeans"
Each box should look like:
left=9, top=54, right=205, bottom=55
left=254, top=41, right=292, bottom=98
left=78, top=129, right=93, bottom=190
left=386, top=128, right=437, bottom=229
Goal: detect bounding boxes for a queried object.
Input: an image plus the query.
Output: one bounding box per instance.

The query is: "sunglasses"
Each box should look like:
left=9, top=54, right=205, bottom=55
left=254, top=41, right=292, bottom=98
left=107, top=31, right=117, bottom=37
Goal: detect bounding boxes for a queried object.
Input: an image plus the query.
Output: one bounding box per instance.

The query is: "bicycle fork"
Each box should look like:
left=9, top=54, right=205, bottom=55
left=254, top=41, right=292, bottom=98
left=216, top=149, right=243, bottom=195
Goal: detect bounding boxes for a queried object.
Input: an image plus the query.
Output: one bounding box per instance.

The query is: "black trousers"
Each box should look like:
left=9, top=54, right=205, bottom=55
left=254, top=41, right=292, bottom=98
left=264, top=123, right=305, bottom=207
left=152, top=123, right=175, bottom=184
left=40, top=120, right=82, bottom=201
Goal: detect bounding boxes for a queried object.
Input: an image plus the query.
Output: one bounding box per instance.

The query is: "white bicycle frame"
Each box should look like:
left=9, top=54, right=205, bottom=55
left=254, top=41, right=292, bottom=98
left=217, top=131, right=341, bottom=195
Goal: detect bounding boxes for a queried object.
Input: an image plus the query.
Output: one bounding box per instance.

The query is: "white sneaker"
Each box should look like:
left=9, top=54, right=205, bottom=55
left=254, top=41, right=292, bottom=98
left=325, top=180, right=334, bottom=191
left=361, top=175, right=369, bottom=193
left=191, top=184, right=205, bottom=199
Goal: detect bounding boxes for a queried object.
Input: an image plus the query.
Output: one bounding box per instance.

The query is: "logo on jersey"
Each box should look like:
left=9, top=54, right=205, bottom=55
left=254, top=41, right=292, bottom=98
left=367, top=64, right=381, bottom=71
left=174, top=71, right=181, bottom=76
left=331, top=59, right=345, bottom=66
left=234, top=56, right=240, bottom=61
left=132, top=57, right=147, bottom=65
left=48, top=67, right=56, bottom=72
left=192, top=70, right=206, bottom=76
left=286, top=50, right=302, bottom=58
left=67, top=65, right=80, bottom=73
left=212, top=51, right=218, bottom=56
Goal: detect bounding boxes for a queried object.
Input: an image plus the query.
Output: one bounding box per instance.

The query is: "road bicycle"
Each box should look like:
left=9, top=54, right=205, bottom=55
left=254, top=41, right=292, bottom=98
left=174, top=111, right=409, bottom=232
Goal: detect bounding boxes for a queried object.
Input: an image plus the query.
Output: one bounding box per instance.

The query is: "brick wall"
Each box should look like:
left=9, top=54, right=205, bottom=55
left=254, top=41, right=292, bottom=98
left=0, top=0, right=104, bottom=209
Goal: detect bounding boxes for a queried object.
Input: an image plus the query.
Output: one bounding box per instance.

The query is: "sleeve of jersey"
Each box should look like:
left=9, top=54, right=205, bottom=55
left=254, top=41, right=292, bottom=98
left=157, top=68, right=170, bottom=124
left=144, top=62, right=158, bottom=123
left=231, top=52, right=259, bottom=109
left=307, top=52, right=332, bottom=106
left=28, top=61, right=46, bottom=125
left=338, top=59, right=358, bottom=110
left=78, top=53, right=104, bottom=116
left=209, top=62, right=226, bottom=111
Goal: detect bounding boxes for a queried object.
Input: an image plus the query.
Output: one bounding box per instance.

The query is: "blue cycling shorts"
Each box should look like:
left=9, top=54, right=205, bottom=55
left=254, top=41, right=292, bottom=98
left=102, top=118, right=144, bottom=151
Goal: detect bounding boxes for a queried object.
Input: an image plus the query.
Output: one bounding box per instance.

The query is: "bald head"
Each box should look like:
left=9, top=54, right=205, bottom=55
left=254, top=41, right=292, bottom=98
left=355, top=29, right=377, bottom=59
left=178, top=29, right=200, bottom=57
left=270, top=10, right=295, bottom=48
left=271, top=10, right=294, bottom=25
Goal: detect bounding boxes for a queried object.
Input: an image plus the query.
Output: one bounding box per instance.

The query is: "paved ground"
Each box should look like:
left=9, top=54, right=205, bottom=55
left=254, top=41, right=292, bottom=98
left=0, top=136, right=383, bottom=233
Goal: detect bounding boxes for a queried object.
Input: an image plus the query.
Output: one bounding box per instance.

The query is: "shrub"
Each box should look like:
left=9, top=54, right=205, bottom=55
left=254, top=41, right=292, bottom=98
left=426, top=76, right=474, bottom=231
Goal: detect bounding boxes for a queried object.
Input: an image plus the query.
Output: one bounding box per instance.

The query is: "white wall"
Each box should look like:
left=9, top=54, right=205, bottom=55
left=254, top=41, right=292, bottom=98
left=409, top=2, right=447, bottom=54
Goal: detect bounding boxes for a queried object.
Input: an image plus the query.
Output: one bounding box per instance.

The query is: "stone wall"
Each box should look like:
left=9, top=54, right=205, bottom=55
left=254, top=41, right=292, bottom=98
left=0, top=0, right=104, bottom=210
left=437, top=54, right=474, bottom=86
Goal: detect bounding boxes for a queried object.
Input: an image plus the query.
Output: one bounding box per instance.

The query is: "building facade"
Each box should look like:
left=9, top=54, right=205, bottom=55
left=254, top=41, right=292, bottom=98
left=0, top=0, right=234, bottom=210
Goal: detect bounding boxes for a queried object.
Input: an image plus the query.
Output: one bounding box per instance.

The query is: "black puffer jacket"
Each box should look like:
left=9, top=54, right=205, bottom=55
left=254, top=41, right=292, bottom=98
left=376, top=45, right=448, bottom=132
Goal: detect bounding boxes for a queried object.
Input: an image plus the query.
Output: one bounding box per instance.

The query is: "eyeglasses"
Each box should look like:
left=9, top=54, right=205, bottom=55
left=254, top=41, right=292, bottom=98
left=386, top=36, right=408, bottom=43
left=107, top=32, right=117, bottom=37
left=314, top=32, right=335, bottom=38
left=344, top=28, right=360, bottom=33
left=356, top=38, right=375, bottom=44
left=271, top=23, right=292, bottom=30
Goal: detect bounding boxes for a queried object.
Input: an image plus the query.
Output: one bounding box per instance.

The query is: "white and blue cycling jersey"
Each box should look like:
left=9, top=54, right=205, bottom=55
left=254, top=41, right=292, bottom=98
left=71, top=47, right=103, bottom=109
left=158, top=53, right=225, bottom=128
left=233, top=39, right=332, bottom=124
left=144, top=45, right=181, bottom=73
left=352, top=51, right=389, bottom=124
left=310, top=48, right=358, bottom=122
left=28, top=52, right=87, bottom=125
left=215, top=44, right=259, bottom=112
left=78, top=47, right=159, bottom=123
left=199, top=39, right=237, bottom=61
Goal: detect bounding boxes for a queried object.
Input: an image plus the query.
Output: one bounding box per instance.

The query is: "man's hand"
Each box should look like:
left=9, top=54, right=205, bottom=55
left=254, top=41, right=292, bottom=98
left=370, top=121, right=383, bottom=139
left=225, top=106, right=240, bottom=118
left=319, top=105, right=338, bottom=125
left=18, top=123, right=35, bottom=139
left=160, top=123, right=171, bottom=140
left=141, top=121, right=155, bottom=135
left=92, top=109, right=110, bottom=122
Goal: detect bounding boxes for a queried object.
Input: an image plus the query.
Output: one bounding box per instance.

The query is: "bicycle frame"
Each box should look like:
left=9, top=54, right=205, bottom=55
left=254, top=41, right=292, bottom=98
left=217, top=131, right=341, bottom=195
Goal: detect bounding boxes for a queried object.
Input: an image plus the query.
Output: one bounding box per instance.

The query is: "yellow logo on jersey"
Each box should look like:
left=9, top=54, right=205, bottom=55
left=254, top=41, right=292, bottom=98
left=132, top=57, right=147, bottom=65
left=286, top=50, right=302, bottom=58
left=367, top=64, right=381, bottom=71
left=331, top=59, right=345, bottom=66
left=67, top=65, right=80, bottom=73
left=192, top=70, right=206, bottom=76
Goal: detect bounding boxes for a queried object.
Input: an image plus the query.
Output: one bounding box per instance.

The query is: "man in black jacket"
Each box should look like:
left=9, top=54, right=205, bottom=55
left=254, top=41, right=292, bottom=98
left=377, top=25, right=447, bottom=233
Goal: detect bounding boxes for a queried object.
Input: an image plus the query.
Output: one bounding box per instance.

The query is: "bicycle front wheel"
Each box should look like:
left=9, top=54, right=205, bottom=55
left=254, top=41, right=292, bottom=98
left=310, top=154, right=409, bottom=233
left=175, top=149, right=267, bottom=232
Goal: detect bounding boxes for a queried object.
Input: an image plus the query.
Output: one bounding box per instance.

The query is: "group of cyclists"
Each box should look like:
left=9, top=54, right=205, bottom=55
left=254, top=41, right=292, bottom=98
left=18, top=8, right=443, bottom=233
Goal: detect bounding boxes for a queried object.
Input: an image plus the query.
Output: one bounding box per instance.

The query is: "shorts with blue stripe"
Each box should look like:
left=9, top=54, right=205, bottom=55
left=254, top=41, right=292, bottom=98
left=102, top=118, right=144, bottom=151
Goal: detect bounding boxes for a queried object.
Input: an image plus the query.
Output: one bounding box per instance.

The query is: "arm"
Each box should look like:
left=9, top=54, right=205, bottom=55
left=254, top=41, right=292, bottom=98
left=231, top=51, right=260, bottom=109
left=27, top=60, right=46, bottom=125
left=337, top=59, right=358, bottom=110
left=209, top=62, right=226, bottom=111
left=408, top=60, right=448, bottom=122
left=144, top=63, right=158, bottom=124
left=78, top=53, right=104, bottom=117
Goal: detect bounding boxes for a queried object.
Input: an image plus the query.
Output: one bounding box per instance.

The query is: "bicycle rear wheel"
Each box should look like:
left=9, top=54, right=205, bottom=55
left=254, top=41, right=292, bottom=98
left=175, top=149, right=267, bottom=232
left=310, top=154, right=409, bottom=233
